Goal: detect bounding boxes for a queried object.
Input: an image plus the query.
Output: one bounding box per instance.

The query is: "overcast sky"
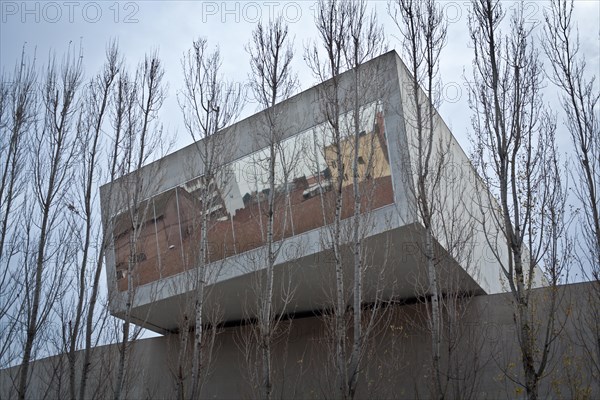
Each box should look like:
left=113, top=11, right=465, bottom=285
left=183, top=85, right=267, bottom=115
left=1, top=0, right=598, bottom=156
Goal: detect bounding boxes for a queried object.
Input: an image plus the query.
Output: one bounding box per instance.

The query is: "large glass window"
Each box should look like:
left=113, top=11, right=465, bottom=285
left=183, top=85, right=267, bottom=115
left=112, top=101, right=394, bottom=289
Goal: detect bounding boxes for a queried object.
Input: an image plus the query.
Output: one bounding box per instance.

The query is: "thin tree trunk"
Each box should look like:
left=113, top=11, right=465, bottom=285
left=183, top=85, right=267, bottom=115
left=18, top=56, right=81, bottom=398
left=246, top=18, right=297, bottom=398
left=468, top=2, right=567, bottom=399
left=347, top=62, right=363, bottom=400
left=80, top=65, right=123, bottom=396
left=190, top=207, right=208, bottom=400
left=69, top=57, right=116, bottom=400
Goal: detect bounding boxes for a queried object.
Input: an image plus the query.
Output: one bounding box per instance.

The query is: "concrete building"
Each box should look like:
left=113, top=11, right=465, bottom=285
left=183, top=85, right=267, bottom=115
left=4, top=51, right=589, bottom=399
left=100, top=50, right=544, bottom=334
left=1, top=282, right=597, bottom=399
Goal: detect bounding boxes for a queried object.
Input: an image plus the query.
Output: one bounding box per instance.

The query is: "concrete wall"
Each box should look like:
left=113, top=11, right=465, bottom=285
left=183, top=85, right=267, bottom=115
left=100, top=49, right=545, bottom=341
left=3, top=282, right=597, bottom=399
left=100, top=51, right=408, bottom=319
left=390, top=53, right=544, bottom=294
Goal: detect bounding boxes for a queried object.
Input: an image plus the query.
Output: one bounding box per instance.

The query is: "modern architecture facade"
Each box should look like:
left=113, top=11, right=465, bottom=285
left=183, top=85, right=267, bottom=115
left=1, top=50, right=596, bottom=400
left=100, top=50, right=543, bottom=333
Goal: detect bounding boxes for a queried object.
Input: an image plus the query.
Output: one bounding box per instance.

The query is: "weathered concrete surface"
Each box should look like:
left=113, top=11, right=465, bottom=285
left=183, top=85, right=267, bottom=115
left=2, top=281, right=598, bottom=399
left=100, top=50, right=533, bottom=333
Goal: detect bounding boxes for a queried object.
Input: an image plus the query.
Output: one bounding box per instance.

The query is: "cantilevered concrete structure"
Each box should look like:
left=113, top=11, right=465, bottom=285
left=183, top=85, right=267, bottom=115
left=3, top=50, right=593, bottom=400
left=100, top=50, right=544, bottom=334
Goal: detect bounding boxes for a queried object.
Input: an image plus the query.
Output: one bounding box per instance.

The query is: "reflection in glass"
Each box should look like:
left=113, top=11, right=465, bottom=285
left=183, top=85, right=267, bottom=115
left=112, top=101, right=394, bottom=289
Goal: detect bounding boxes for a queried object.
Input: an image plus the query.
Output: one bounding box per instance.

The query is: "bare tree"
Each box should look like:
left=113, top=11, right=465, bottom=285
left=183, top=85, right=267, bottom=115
left=0, top=47, right=37, bottom=370
left=306, top=1, right=387, bottom=398
left=468, top=1, right=569, bottom=398
left=15, top=46, right=84, bottom=400
left=0, top=42, right=135, bottom=400
left=78, top=50, right=124, bottom=400
left=344, top=4, right=387, bottom=399
left=389, top=1, right=488, bottom=398
left=244, top=15, right=298, bottom=400
left=305, top=1, right=351, bottom=396
left=543, top=0, right=599, bottom=278
left=0, top=48, right=36, bottom=268
left=61, top=41, right=121, bottom=400
left=177, top=38, right=243, bottom=399
left=388, top=0, right=448, bottom=397
left=111, top=51, right=167, bottom=400
left=543, top=0, right=600, bottom=384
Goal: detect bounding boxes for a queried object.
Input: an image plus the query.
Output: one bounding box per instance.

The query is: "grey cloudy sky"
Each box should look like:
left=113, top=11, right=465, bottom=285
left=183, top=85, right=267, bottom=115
left=1, top=0, right=598, bottom=157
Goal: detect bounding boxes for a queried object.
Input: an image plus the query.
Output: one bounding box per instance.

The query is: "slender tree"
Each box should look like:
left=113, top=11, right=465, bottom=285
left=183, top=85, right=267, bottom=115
left=389, top=1, right=462, bottom=398
left=0, top=48, right=37, bottom=370
left=1, top=44, right=127, bottom=399
left=305, top=2, right=350, bottom=396
left=178, top=38, right=243, bottom=399
left=306, top=1, right=386, bottom=398
left=16, top=46, right=84, bottom=400
left=343, top=3, right=387, bottom=399
left=62, top=41, right=121, bottom=400
left=468, top=1, right=569, bottom=398
left=391, top=0, right=447, bottom=398
left=111, top=52, right=167, bottom=400
left=543, top=0, right=600, bottom=384
left=245, top=15, right=298, bottom=399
